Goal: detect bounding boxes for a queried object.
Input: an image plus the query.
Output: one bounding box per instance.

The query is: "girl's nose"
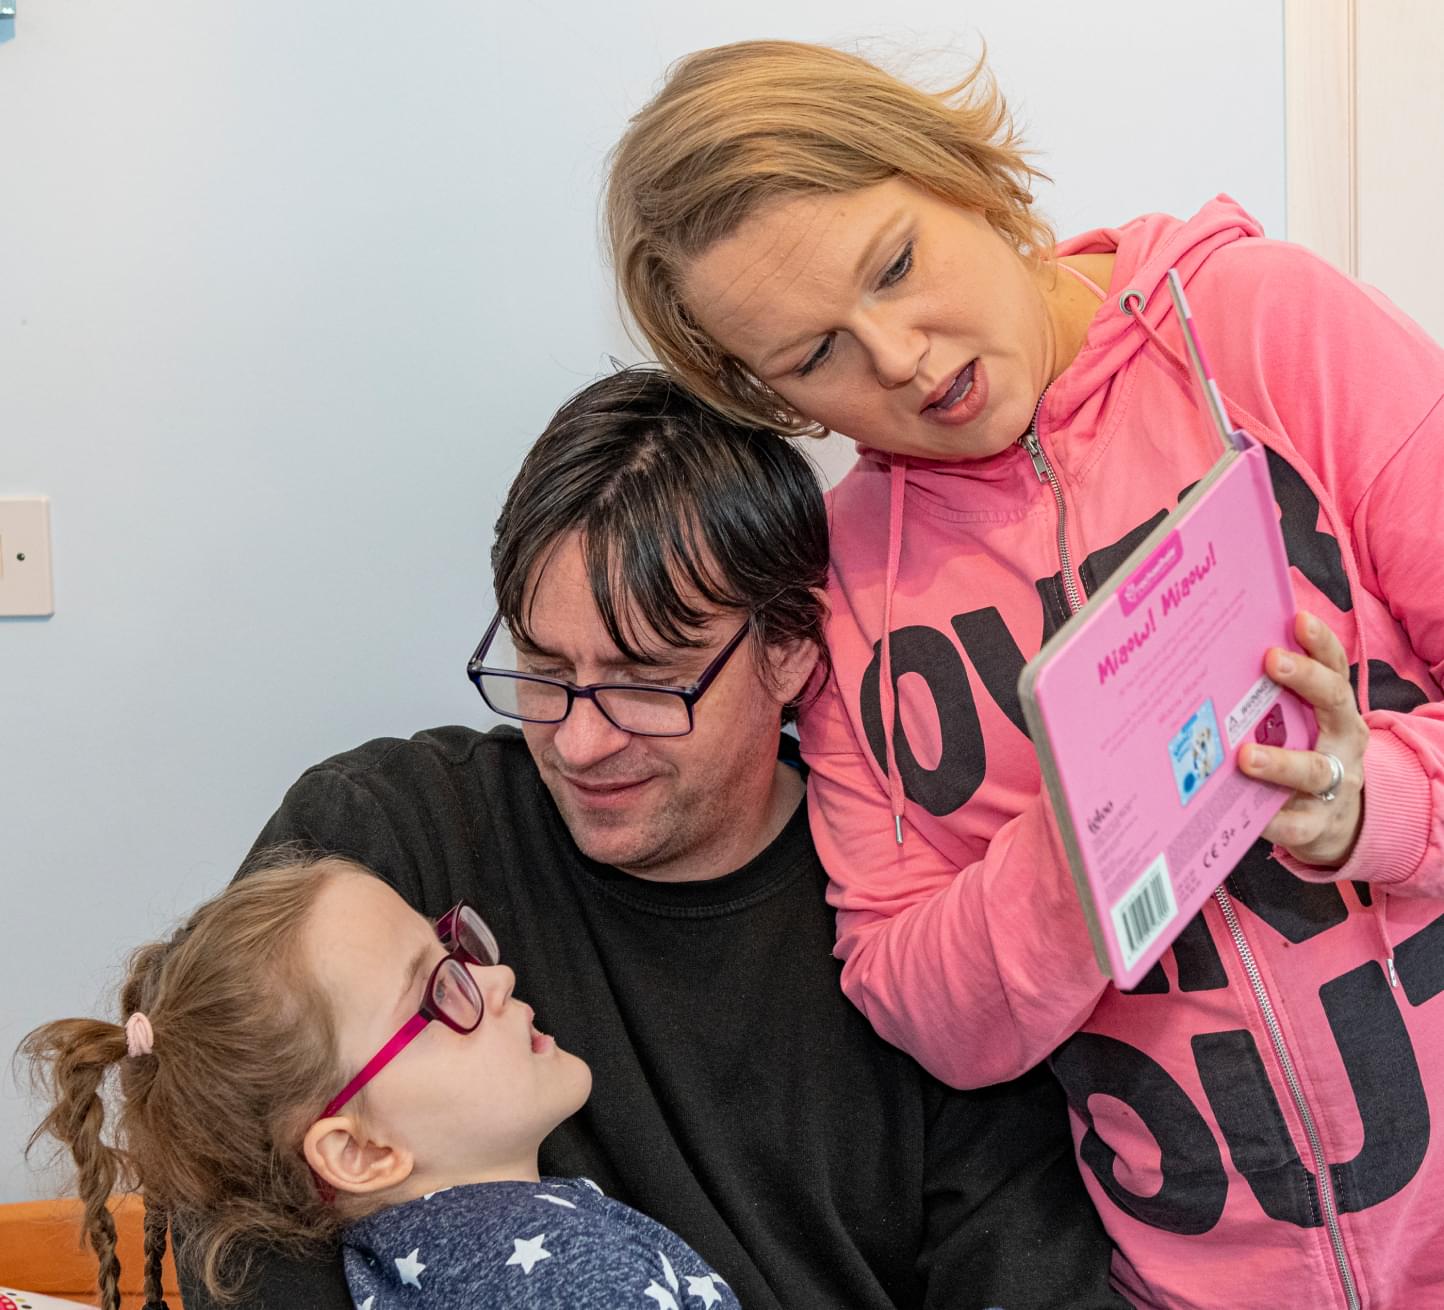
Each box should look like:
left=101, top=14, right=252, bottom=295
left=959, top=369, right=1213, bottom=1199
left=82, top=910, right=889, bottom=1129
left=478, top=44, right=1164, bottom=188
left=473, top=963, right=516, bottom=1012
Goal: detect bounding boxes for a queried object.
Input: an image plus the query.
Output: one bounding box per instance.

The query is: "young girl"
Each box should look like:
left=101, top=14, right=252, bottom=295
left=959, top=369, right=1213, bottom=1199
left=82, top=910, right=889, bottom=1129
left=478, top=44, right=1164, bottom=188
left=605, top=38, right=1444, bottom=1310
left=23, top=853, right=738, bottom=1309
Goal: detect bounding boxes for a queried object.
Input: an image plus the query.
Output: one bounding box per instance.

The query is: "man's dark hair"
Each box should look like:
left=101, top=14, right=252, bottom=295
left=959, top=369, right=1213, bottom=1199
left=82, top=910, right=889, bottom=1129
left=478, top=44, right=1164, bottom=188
left=491, top=367, right=829, bottom=720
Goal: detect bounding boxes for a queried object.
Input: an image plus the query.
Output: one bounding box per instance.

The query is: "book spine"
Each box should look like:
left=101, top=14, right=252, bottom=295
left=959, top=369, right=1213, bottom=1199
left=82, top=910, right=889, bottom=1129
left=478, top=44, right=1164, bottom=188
left=1020, top=690, right=1116, bottom=978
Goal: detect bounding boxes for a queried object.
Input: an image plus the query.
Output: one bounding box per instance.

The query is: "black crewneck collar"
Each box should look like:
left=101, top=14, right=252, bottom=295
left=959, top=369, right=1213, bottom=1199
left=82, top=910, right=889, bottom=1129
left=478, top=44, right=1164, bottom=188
left=576, top=793, right=813, bottom=916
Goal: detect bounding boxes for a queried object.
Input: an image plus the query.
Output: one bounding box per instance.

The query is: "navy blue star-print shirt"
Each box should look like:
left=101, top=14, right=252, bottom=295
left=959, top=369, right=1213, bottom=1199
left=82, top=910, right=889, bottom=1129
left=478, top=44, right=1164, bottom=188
left=343, top=1177, right=741, bottom=1308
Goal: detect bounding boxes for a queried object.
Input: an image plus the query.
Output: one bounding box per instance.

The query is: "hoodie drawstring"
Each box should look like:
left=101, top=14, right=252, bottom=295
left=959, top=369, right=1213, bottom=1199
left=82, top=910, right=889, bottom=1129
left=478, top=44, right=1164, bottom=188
left=1376, top=893, right=1399, bottom=988
left=1119, top=287, right=1196, bottom=384
left=1126, top=280, right=1397, bottom=985
left=879, top=267, right=1104, bottom=846
left=882, top=456, right=908, bottom=844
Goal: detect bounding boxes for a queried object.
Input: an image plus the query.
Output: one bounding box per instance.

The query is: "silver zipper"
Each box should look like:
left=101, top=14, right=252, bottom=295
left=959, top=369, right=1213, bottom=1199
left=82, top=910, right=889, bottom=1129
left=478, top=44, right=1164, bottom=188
left=1017, top=398, right=1085, bottom=615
left=1213, top=887, right=1361, bottom=1310
left=1020, top=391, right=1359, bottom=1305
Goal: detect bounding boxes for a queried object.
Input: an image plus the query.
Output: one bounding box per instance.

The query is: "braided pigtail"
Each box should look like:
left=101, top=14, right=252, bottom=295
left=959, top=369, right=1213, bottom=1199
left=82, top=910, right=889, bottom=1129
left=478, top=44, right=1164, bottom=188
left=19, top=853, right=374, bottom=1305
left=142, top=1194, right=171, bottom=1310
left=21, top=1017, right=133, bottom=1310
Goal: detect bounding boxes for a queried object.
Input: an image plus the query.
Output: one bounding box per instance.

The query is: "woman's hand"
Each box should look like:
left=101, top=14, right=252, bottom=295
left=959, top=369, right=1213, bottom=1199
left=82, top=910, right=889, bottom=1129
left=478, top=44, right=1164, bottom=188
left=1238, top=611, right=1369, bottom=869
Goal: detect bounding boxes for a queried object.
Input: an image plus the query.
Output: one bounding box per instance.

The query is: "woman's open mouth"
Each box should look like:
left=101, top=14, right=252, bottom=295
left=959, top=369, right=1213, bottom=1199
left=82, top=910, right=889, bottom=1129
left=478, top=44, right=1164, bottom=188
left=921, top=359, right=987, bottom=426
left=924, top=361, right=976, bottom=412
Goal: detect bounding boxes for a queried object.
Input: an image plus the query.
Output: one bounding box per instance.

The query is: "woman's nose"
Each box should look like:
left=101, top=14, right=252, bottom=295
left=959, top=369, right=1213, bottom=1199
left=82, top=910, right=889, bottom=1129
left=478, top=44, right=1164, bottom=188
left=859, top=313, right=926, bottom=388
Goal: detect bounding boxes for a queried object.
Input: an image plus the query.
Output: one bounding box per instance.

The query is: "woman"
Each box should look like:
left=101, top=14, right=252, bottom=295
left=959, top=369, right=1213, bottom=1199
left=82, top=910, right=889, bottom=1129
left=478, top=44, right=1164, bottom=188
left=605, top=39, right=1444, bottom=1310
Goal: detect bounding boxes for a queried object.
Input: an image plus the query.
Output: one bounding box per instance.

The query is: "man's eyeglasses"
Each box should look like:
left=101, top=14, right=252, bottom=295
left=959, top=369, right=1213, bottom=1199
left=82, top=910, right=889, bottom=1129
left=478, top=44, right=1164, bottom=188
left=319, top=902, right=500, bottom=1120
left=466, top=614, right=750, bottom=738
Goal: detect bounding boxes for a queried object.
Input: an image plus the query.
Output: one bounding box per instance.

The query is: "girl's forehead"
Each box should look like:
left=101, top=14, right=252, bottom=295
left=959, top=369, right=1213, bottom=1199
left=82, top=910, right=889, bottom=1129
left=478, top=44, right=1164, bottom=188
left=319, top=868, right=410, bottom=929
left=309, top=874, right=429, bottom=994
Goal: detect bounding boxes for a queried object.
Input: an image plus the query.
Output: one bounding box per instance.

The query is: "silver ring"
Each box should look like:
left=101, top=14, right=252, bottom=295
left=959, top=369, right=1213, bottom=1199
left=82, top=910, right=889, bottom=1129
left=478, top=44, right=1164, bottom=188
left=1315, top=751, right=1345, bottom=803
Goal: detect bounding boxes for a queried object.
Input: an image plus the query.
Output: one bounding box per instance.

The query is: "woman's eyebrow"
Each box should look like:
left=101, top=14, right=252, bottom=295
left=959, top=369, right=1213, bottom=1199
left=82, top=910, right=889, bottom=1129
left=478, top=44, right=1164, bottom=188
left=762, top=328, right=821, bottom=372
left=851, top=207, right=908, bottom=281
left=758, top=209, right=910, bottom=372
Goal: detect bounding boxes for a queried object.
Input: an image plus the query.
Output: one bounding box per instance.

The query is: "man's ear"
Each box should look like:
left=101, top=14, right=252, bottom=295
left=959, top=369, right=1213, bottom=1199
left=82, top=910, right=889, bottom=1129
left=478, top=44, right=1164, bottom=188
left=303, top=1115, right=415, bottom=1198
left=765, top=633, right=822, bottom=707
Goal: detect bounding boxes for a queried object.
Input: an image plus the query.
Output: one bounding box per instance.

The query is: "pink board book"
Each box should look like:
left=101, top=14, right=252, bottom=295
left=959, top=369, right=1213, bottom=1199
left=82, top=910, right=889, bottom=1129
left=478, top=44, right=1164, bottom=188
left=1018, top=270, right=1315, bottom=988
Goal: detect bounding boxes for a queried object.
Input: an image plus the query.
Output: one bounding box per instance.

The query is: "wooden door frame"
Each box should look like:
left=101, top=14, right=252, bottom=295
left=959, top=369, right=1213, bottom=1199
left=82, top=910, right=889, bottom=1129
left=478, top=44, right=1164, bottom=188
left=1284, top=0, right=1356, bottom=274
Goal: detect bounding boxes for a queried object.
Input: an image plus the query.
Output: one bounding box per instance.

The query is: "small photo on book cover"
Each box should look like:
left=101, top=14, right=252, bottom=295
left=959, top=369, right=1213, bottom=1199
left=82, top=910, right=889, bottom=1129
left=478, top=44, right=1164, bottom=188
left=1169, top=698, right=1223, bottom=806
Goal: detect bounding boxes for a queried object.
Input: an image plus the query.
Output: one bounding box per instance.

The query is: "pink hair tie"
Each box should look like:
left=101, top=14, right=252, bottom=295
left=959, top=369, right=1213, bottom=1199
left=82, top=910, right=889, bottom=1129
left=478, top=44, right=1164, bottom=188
left=125, top=1012, right=155, bottom=1059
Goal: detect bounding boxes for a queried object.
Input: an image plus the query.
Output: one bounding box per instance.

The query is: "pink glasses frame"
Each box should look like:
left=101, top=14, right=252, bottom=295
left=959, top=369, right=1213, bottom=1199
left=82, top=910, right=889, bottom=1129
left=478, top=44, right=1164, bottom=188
left=319, top=902, right=498, bottom=1120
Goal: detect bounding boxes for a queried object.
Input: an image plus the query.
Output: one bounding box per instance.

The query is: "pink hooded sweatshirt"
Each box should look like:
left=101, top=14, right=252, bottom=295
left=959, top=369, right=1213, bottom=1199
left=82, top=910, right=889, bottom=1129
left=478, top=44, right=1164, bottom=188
left=799, top=198, right=1444, bottom=1309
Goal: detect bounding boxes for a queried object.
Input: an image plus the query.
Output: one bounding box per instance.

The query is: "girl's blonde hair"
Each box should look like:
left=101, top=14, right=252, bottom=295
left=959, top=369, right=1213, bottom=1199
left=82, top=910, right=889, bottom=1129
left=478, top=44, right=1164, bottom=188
left=21, top=852, right=371, bottom=1307
left=605, top=39, right=1054, bottom=437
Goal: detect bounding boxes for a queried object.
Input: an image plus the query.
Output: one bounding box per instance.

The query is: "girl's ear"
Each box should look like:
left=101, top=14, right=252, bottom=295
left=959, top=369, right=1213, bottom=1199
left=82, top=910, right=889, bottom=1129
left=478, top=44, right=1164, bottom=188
left=303, top=1115, right=414, bottom=1197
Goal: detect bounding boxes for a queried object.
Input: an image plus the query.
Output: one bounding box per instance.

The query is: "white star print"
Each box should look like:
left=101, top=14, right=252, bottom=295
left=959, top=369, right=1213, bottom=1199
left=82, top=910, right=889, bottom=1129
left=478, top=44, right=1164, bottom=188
left=533, top=1192, right=577, bottom=1208
left=358, top=1299, right=376, bottom=1310
left=580, top=1177, right=603, bottom=1192
left=644, top=1282, right=680, bottom=1309
left=422, top=1187, right=453, bottom=1200
left=659, top=1250, right=680, bottom=1292
left=506, top=1232, right=552, bottom=1275
left=394, top=1247, right=426, bottom=1288
left=686, top=1274, right=724, bottom=1307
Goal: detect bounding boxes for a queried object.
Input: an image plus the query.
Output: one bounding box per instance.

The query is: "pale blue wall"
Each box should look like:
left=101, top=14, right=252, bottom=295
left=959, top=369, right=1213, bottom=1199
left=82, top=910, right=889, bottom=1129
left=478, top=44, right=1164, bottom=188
left=0, top=0, right=1285, bottom=1202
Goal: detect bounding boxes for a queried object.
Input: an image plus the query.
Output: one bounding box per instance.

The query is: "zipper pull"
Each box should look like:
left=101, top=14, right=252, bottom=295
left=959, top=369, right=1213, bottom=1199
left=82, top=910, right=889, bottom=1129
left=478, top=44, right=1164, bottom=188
left=1021, top=431, right=1049, bottom=482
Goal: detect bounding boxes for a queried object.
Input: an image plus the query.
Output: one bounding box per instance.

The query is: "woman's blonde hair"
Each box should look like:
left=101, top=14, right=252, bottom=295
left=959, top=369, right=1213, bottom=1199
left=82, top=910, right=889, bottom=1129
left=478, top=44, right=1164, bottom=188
left=605, top=39, right=1054, bottom=437
left=21, top=851, right=375, bottom=1307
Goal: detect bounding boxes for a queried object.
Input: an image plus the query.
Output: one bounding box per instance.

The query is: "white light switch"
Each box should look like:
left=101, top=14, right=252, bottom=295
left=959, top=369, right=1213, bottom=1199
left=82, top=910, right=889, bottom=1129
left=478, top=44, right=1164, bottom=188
left=0, top=496, right=55, bottom=616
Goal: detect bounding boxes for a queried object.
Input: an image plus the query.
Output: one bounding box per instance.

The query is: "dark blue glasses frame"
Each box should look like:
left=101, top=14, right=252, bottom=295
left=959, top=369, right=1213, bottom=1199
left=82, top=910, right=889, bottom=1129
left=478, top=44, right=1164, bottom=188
left=466, top=614, right=751, bottom=738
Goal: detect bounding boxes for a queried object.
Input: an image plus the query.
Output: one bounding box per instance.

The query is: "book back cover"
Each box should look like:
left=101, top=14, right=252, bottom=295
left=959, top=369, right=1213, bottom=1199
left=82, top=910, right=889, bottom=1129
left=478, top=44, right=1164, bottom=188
left=1020, top=440, right=1313, bottom=986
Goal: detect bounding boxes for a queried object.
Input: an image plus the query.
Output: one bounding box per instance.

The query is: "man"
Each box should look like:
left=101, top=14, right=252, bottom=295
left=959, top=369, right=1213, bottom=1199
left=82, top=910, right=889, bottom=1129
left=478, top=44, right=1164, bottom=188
left=188, top=370, right=1123, bottom=1308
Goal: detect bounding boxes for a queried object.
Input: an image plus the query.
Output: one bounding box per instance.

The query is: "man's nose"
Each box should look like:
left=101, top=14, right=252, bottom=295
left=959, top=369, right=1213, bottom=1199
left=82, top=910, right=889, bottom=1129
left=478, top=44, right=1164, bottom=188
left=551, top=694, right=631, bottom=769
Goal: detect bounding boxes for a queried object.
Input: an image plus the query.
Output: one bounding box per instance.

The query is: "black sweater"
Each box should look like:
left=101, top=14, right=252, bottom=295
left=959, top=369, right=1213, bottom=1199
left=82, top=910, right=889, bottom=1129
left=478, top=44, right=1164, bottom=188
left=181, top=726, right=1124, bottom=1309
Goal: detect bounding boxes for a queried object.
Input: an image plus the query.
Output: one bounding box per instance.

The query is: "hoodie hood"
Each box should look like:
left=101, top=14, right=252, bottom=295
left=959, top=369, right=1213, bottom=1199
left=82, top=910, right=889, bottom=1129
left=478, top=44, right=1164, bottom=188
left=858, top=196, right=1266, bottom=839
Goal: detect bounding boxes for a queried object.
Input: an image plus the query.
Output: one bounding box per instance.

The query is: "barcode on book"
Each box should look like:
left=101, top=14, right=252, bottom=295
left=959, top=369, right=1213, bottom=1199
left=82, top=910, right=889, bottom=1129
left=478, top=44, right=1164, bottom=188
left=1110, top=854, right=1179, bottom=974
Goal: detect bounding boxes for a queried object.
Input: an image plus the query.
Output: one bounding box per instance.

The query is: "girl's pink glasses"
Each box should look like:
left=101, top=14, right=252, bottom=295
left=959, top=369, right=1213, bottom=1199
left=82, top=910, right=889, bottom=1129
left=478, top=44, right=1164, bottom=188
left=320, top=902, right=500, bottom=1119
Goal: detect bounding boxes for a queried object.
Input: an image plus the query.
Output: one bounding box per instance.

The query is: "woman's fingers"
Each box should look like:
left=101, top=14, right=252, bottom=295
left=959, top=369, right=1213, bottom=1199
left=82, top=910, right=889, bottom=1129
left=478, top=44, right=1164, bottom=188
left=1238, top=610, right=1368, bottom=868
left=1264, top=613, right=1351, bottom=717
left=1243, top=743, right=1343, bottom=798
left=1259, top=798, right=1322, bottom=852
left=1296, top=609, right=1350, bottom=674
